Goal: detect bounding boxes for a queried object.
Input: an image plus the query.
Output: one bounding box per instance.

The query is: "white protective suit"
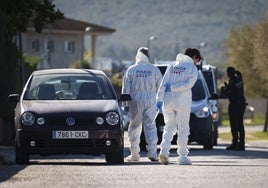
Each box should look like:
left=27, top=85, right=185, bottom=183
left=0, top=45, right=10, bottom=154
left=156, top=54, right=198, bottom=159
left=122, top=47, right=162, bottom=159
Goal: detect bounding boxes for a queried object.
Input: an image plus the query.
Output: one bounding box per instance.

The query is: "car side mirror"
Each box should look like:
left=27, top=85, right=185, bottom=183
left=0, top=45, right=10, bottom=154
left=118, top=94, right=132, bottom=102
left=209, top=93, right=218, bottom=100
left=8, top=94, right=20, bottom=102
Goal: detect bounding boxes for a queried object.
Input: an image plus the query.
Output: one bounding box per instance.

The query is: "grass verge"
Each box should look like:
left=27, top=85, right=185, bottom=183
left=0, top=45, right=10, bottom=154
left=221, top=113, right=265, bottom=126
left=219, top=130, right=268, bottom=141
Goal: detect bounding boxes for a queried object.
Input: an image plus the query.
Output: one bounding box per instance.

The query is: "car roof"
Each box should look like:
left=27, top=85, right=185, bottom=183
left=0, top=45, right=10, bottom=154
left=202, top=64, right=216, bottom=71
left=32, top=69, right=105, bottom=76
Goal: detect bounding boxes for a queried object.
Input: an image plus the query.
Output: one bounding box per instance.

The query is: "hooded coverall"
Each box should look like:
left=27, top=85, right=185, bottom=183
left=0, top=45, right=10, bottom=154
left=156, top=54, right=198, bottom=157
left=122, top=49, right=162, bottom=158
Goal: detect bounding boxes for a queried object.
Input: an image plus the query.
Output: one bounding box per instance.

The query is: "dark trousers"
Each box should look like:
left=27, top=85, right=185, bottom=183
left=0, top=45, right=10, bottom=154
left=228, top=103, right=246, bottom=145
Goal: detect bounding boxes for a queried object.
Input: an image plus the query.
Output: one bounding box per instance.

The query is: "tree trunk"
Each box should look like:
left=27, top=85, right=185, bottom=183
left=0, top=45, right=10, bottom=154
left=18, top=31, right=25, bottom=89
left=264, top=98, right=268, bottom=132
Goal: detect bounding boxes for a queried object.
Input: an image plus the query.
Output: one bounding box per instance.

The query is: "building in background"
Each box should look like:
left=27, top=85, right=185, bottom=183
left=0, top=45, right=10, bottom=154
left=22, top=17, right=115, bottom=69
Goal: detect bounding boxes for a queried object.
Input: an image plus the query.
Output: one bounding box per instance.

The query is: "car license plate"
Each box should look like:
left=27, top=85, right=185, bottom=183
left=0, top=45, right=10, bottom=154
left=52, top=131, right=89, bottom=139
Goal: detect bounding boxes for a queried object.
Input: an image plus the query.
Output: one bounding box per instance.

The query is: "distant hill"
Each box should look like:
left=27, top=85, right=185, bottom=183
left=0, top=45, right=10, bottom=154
left=54, top=0, right=268, bottom=67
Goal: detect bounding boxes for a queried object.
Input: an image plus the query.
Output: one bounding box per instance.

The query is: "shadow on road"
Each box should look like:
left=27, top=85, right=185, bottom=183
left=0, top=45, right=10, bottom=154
left=0, top=165, right=26, bottom=183
left=186, top=143, right=268, bottom=160
left=1, top=144, right=267, bottom=182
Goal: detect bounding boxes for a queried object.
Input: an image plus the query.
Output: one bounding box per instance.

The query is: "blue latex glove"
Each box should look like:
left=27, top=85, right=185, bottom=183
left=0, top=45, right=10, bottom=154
left=165, top=83, right=171, bottom=92
left=123, top=106, right=129, bottom=112
left=156, top=101, right=163, bottom=111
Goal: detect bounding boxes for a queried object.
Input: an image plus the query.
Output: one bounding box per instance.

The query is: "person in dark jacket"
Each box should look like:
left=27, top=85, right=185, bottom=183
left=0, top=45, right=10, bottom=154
left=224, top=67, right=246, bottom=150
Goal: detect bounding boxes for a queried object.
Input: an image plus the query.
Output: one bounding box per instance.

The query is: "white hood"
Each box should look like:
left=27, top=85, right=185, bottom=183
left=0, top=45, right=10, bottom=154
left=176, top=53, right=194, bottom=63
left=135, top=47, right=150, bottom=63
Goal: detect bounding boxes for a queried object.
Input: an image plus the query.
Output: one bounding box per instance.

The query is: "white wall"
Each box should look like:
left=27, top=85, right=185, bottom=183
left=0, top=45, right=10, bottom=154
left=22, top=31, right=83, bottom=69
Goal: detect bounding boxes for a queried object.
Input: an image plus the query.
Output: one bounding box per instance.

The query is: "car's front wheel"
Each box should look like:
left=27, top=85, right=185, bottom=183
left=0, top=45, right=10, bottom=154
left=213, top=122, right=219, bottom=146
left=203, top=141, right=213, bottom=150
left=16, top=144, right=29, bottom=165
left=105, top=146, right=124, bottom=164
left=203, top=129, right=214, bottom=150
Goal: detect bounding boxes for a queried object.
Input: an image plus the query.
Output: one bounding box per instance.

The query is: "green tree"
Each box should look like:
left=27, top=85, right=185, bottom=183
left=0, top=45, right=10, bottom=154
left=0, top=0, right=63, bottom=87
left=24, top=54, right=40, bottom=79
left=226, top=12, right=268, bottom=131
left=69, top=51, right=92, bottom=69
left=0, top=0, right=63, bottom=44
left=110, top=73, right=123, bottom=95
left=226, top=25, right=257, bottom=96
left=0, top=0, right=63, bottom=144
left=253, top=13, right=268, bottom=131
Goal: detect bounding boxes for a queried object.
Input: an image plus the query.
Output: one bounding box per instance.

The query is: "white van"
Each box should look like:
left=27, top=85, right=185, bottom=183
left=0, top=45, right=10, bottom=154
left=139, top=64, right=218, bottom=150
left=201, top=64, right=219, bottom=145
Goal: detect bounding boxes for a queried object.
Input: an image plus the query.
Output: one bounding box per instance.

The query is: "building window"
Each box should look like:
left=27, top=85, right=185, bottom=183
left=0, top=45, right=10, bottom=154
left=44, top=40, right=54, bottom=52
left=64, top=41, right=75, bottom=53
left=32, top=39, right=39, bottom=52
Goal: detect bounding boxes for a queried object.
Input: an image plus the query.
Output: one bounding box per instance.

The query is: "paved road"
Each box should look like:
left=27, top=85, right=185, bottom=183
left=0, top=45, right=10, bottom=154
left=0, top=125, right=267, bottom=188
left=0, top=125, right=266, bottom=165
left=0, top=142, right=267, bottom=188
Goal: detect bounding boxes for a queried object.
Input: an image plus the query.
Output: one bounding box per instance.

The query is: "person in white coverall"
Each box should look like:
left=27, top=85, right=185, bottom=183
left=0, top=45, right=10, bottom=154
left=122, top=47, right=162, bottom=162
left=156, top=53, right=198, bottom=165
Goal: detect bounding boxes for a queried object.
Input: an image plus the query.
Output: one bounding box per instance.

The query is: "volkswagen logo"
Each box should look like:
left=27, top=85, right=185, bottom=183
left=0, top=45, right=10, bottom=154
left=66, top=117, right=75, bottom=126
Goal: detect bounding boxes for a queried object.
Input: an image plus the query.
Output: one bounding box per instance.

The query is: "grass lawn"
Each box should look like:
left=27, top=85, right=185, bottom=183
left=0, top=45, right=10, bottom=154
left=219, top=113, right=268, bottom=141
left=221, top=113, right=265, bottom=126
left=219, top=130, right=268, bottom=142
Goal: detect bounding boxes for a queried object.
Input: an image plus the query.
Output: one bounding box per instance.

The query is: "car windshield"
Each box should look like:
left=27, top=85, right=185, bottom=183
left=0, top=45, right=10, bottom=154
left=23, top=73, right=116, bottom=100
left=191, top=80, right=205, bottom=101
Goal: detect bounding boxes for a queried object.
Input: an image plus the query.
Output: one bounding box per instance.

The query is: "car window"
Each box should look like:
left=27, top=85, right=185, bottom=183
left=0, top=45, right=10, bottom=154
left=202, top=71, right=214, bottom=95
left=23, top=73, right=116, bottom=100
left=191, top=80, right=205, bottom=101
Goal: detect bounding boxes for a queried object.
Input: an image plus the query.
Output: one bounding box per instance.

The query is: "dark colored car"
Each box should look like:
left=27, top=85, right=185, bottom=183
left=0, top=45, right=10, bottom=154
left=9, top=69, right=131, bottom=164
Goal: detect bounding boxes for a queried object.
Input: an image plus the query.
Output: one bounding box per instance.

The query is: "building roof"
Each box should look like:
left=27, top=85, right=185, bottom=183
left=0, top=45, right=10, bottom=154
left=28, top=17, right=116, bottom=35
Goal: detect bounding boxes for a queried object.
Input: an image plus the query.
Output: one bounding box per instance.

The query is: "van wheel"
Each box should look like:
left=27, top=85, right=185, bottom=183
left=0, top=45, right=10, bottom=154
left=213, top=122, right=219, bottom=146
left=203, top=143, right=213, bottom=150
left=203, top=121, right=214, bottom=150
left=203, top=134, right=214, bottom=150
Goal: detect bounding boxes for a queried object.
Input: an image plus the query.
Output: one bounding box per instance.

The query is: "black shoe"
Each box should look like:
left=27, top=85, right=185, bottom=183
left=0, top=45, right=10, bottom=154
left=226, top=143, right=239, bottom=150
left=239, top=143, right=245, bottom=151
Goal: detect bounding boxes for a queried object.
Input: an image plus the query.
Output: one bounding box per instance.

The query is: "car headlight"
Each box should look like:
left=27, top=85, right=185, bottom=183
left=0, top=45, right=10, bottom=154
left=106, top=112, right=119, bottom=125
left=21, top=112, right=35, bottom=125
left=37, top=117, right=45, bottom=125
left=193, top=107, right=210, bottom=118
